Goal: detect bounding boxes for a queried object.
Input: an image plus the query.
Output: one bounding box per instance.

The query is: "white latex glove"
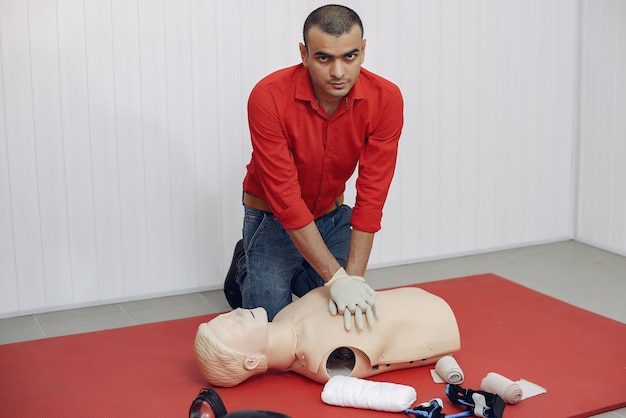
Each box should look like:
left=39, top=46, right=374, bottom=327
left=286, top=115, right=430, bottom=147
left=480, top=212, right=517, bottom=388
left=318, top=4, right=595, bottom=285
left=326, top=267, right=380, bottom=331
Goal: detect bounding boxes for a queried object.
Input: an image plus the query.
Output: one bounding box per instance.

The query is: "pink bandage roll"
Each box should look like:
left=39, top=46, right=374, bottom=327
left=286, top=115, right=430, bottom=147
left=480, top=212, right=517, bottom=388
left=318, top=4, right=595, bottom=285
left=435, top=355, right=464, bottom=384
left=480, top=372, right=523, bottom=404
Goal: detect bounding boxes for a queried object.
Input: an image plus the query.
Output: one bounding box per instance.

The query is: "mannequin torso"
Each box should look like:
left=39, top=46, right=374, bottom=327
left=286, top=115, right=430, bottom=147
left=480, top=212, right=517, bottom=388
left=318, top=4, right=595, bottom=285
left=276, top=286, right=460, bottom=383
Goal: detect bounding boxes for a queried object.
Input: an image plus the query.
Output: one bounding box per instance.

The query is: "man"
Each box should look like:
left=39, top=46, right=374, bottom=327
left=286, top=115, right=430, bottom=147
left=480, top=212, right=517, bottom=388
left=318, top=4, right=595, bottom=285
left=225, top=4, right=404, bottom=330
left=196, top=286, right=460, bottom=387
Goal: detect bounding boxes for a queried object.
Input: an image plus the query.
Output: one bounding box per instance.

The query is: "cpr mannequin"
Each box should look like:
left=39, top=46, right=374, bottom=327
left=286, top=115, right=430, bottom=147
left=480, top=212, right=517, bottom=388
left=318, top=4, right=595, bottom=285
left=195, top=286, right=460, bottom=387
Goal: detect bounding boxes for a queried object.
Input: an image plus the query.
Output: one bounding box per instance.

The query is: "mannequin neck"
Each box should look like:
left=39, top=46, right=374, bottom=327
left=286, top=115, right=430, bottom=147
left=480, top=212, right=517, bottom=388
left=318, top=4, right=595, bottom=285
left=264, top=319, right=297, bottom=369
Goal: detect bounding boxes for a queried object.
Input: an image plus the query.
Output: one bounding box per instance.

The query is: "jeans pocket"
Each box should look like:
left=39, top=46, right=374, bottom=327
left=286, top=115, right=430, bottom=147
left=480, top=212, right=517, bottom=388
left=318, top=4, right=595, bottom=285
left=243, top=206, right=271, bottom=249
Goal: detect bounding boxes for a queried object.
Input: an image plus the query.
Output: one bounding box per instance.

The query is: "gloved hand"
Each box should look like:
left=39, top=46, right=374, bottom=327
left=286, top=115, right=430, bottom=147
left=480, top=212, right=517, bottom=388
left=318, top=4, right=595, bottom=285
left=326, top=267, right=380, bottom=331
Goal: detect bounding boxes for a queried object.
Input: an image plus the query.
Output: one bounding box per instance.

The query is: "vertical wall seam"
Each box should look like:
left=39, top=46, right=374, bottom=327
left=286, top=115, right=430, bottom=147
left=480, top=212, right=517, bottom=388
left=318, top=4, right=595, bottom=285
left=26, top=0, right=48, bottom=308
left=136, top=0, right=153, bottom=290
left=0, top=5, right=20, bottom=310
left=607, top=0, right=621, bottom=247
left=188, top=0, right=201, bottom=286
left=110, top=0, right=127, bottom=295
left=82, top=0, right=101, bottom=298
left=55, top=0, right=75, bottom=303
left=571, top=0, right=584, bottom=241
left=216, top=0, right=226, bottom=270
left=436, top=1, right=443, bottom=252
left=162, top=0, right=176, bottom=283
left=475, top=0, right=483, bottom=246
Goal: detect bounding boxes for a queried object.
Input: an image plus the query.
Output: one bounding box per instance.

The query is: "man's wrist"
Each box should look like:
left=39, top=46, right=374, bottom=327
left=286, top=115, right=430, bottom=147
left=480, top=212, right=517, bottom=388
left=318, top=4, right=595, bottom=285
left=325, top=267, right=365, bottom=287
left=325, top=267, right=347, bottom=287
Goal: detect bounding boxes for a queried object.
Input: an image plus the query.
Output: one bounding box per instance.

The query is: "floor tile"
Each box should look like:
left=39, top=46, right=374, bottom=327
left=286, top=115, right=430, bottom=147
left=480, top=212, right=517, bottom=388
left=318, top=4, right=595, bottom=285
left=35, top=304, right=133, bottom=338
left=121, top=293, right=217, bottom=324
left=0, top=315, right=44, bottom=345
left=198, top=290, right=232, bottom=315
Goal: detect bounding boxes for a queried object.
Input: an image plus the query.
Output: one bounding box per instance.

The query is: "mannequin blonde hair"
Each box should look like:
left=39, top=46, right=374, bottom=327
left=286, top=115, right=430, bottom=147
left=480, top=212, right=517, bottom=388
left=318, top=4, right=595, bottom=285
left=194, top=322, right=268, bottom=387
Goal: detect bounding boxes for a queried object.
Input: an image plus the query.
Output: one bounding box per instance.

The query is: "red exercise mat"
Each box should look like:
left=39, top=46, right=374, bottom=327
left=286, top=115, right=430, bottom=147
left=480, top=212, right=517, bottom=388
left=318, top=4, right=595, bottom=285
left=1, top=274, right=625, bottom=417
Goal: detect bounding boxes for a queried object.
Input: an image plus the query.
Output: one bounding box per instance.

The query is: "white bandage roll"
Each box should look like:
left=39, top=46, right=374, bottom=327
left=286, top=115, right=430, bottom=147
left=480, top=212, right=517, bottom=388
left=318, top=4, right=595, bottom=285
left=480, top=372, right=523, bottom=404
left=321, top=375, right=417, bottom=412
left=435, top=355, right=464, bottom=384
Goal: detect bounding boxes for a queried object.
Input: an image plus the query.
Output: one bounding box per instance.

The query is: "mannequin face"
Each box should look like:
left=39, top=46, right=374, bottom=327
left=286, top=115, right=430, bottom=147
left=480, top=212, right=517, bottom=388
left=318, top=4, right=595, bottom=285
left=207, top=308, right=268, bottom=355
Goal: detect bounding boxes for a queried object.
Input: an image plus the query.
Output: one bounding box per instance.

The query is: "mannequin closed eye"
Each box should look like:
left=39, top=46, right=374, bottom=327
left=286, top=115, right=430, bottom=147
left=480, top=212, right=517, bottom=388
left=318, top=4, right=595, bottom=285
left=208, top=307, right=269, bottom=355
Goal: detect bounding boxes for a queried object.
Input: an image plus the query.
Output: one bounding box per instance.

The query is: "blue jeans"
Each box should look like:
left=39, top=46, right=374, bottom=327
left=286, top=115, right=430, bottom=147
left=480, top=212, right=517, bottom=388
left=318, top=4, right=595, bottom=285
left=236, top=204, right=352, bottom=320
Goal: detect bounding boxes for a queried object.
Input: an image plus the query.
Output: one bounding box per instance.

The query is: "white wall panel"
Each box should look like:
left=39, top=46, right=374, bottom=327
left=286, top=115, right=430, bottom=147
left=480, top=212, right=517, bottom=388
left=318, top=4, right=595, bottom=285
left=189, top=0, right=221, bottom=289
left=28, top=0, right=74, bottom=307
left=577, top=0, right=626, bottom=255
left=0, top=0, right=617, bottom=316
left=56, top=0, right=99, bottom=304
left=111, top=0, right=150, bottom=296
left=164, top=0, right=200, bottom=290
left=84, top=0, right=126, bottom=299
left=214, top=0, right=247, bottom=257
left=137, top=0, right=175, bottom=293
left=1, top=0, right=47, bottom=311
left=369, top=0, right=579, bottom=265
left=0, top=2, right=18, bottom=313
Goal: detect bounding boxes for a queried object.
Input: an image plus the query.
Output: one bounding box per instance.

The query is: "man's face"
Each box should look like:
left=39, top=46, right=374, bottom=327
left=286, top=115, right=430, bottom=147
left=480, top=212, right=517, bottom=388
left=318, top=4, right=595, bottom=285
left=207, top=307, right=268, bottom=355
left=299, top=25, right=366, bottom=107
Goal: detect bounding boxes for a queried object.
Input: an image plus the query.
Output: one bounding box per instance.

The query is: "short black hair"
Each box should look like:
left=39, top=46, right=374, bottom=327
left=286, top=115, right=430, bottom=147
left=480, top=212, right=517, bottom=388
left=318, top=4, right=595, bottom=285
left=303, top=4, right=363, bottom=47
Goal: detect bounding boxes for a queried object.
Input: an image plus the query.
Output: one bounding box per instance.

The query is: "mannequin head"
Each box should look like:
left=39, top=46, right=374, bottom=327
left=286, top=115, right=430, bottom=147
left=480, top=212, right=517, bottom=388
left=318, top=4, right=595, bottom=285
left=194, top=308, right=270, bottom=387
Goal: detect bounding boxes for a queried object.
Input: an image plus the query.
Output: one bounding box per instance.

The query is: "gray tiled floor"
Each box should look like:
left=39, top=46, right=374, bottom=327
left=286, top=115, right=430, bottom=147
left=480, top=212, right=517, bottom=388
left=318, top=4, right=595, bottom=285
left=1, top=240, right=625, bottom=417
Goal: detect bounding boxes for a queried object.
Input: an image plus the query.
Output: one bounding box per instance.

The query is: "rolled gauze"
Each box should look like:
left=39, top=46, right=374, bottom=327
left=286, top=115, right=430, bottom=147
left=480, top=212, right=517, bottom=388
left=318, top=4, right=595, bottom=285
left=321, top=375, right=416, bottom=412
left=480, top=372, right=523, bottom=404
left=435, top=355, right=464, bottom=384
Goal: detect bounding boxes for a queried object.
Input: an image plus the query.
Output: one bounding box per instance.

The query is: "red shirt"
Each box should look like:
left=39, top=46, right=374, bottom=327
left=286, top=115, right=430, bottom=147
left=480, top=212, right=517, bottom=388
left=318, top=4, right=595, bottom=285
left=243, top=64, right=403, bottom=233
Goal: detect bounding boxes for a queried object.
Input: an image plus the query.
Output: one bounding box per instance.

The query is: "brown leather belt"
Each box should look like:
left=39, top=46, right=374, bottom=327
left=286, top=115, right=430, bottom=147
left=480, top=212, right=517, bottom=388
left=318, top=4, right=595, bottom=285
left=243, top=192, right=344, bottom=216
